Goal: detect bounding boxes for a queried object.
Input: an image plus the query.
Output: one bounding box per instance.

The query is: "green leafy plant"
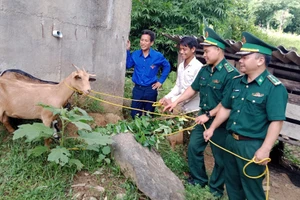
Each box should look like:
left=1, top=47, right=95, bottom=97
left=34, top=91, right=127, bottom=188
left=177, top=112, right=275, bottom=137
left=13, top=105, right=112, bottom=170
left=95, top=114, right=186, bottom=150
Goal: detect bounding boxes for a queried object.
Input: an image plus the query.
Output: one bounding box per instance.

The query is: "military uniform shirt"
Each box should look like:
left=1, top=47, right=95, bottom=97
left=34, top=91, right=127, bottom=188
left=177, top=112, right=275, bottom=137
left=221, top=69, right=288, bottom=139
left=191, top=58, right=239, bottom=111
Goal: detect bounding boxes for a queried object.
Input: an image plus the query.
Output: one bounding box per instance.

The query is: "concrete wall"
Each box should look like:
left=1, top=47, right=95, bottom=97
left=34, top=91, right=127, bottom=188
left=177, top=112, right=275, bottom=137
left=0, top=0, right=132, bottom=113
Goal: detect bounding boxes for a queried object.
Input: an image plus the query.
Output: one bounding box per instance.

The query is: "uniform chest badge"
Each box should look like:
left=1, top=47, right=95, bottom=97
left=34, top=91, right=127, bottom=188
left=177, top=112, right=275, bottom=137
left=252, top=92, right=264, bottom=97
left=212, top=79, right=220, bottom=84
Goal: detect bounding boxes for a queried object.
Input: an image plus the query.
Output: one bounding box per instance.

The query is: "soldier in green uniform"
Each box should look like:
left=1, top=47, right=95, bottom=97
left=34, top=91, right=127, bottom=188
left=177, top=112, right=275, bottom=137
left=164, top=27, right=239, bottom=198
left=204, top=32, right=288, bottom=200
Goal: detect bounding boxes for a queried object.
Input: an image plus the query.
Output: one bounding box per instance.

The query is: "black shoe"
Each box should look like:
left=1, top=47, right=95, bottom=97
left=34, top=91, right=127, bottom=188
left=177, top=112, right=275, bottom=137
left=185, top=177, right=206, bottom=188
left=186, top=177, right=196, bottom=185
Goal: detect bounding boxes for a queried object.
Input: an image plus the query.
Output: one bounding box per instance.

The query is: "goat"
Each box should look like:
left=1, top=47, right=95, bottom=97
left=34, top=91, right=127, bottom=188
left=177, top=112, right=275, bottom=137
left=0, top=65, right=96, bottom=145
left=0, top=69, right=59, bottom=84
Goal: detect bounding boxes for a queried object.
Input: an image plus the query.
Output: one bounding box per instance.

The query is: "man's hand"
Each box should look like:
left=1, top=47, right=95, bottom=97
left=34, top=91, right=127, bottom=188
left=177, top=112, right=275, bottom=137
left=195, top=114, right=209, bottom=125
left=126, top=40, right=131, bottom=50
left=203, top=128, right=215, bottom=142
left=163, top=101, right=178, bottom=112
left=254, top=147, right=271, bottom=165
left=159, top=97, right=171, bottom=106
left=152, top=82, right=162, bottom=90
left=159, top=97, right=166, bottom=104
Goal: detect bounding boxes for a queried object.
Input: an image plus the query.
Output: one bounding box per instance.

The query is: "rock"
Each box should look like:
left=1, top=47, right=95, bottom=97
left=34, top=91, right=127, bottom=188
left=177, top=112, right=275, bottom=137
left=116, top=193, right=126, bottom=200
left=82, top=195, right=97, bottom=200
left=88, top=113, right=122, bottom=128
left=104, top=113, right=122, bottom=124
left=71, top=183, right=86, bottom=188
left=112, top=133, right=185, bottom=200
left=92, top=169, right=103, bottom=175
left=93, top=185, right=105, bottom=193
left=89, top=113, right=107, bottom=127
left=263, top=185, right=270, bottom=191
left=72, top=192, right=84, bottom=199
left=271, top=181, right=280, bottom=188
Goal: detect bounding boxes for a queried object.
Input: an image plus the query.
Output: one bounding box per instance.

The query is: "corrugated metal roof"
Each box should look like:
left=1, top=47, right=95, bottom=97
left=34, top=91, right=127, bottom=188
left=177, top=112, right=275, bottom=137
left=163, top=33, right=300, bottom=70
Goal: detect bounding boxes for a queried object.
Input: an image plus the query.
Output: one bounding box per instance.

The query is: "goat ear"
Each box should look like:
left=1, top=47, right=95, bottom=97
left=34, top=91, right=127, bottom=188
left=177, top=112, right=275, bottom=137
left=89, top=77, right=96, bottom=82
left=72, top=64, right=80, bottom=71
left=74, top=75, right=81, bottom=80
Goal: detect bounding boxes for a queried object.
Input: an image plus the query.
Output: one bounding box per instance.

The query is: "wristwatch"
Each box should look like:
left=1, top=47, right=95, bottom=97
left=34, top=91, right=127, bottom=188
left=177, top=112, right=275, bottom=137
left=205, top=111, right=213, bottom=120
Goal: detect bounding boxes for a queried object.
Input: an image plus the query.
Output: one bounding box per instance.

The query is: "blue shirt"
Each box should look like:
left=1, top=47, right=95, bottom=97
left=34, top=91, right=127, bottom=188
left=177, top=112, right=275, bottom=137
left=126, top=48, right=171, bottom=86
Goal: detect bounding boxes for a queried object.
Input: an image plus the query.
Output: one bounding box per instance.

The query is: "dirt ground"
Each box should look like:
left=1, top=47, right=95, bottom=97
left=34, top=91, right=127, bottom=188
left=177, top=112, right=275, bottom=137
left=7, top=112, right=300, bottom=200
left=71, top=141, right=300, bottom=200
left=204, top=144, right=300, bottom=200
left=69, top=112, right=300, bottom=200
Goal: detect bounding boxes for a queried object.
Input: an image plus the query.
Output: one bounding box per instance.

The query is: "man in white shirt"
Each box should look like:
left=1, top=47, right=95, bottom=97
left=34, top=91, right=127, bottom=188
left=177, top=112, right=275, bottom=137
left=159, top=36, right=203, bottom=149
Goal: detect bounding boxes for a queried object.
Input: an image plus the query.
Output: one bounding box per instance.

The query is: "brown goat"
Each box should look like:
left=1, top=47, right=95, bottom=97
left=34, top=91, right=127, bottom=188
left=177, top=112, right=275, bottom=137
left=0, top=67, right=95, bottom=139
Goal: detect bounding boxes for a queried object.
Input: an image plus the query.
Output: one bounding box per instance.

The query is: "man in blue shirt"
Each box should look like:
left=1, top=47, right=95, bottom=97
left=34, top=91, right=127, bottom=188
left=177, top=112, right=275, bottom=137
left=126, top=30, right=171, bottom=119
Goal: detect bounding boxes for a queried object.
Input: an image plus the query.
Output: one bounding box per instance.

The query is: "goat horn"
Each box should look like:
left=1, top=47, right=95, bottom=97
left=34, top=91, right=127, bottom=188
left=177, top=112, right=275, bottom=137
left=72, top=64, right=80, bottom=71
left=82, top=66, right=86, bottom=72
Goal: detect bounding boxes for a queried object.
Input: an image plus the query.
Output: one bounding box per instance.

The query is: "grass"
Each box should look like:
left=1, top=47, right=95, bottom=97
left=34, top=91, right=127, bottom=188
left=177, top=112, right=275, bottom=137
left=0, top=126, right=106, bottom=199
left=1, top=114, right=299, bottom=199
left=264, top=29, right=300, bottom=53
left=0, top=123, right=220, bottom=200
left=0, top=137, right=74, bottom=199
left=158, top=140, right=221, bottom=200
left=283, top=144, right=300, bottom=168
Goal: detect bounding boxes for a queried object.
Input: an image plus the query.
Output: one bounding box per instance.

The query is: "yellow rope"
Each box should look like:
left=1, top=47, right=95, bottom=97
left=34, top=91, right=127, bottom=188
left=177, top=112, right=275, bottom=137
left=67, top=85, right=271, bottom=200
left=91, top=89, right=160, bottom=104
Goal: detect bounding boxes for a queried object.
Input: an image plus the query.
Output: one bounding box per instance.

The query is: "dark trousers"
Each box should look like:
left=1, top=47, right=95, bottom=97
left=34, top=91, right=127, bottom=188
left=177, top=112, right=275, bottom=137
left=130, top=85, right=158, bottom=119
left=188, top=120, right=227, bottom=197
left=224, top=134, right=265, bottom=200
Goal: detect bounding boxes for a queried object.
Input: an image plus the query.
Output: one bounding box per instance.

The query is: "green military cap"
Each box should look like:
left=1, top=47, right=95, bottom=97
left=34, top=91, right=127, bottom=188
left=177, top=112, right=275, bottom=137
left=237, top=32, right=278, bottom=55
left=200, top=27, right=230, bottom=50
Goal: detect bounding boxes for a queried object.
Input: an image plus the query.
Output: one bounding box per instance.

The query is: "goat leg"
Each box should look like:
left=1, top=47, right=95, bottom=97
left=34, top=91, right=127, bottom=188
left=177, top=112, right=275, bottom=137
left=2, top=114, right=15, bottom=133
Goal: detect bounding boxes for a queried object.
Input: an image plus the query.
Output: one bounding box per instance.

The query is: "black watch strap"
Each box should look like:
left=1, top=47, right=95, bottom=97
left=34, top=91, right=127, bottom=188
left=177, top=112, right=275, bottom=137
left=205, top=111, right=213, bottom=119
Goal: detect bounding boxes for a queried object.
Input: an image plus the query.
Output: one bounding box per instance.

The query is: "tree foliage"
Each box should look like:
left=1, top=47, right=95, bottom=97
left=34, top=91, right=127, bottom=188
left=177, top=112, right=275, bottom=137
left=249, top=0, right=300, bottom=34
left=129, top=0, right=268, bottom=67
left=130, top=0, right=234, bottom=66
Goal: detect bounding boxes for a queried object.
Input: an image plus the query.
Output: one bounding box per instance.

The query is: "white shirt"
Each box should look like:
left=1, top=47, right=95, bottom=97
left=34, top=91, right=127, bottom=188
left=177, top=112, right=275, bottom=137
left=165, top=56, right=203, bottom=112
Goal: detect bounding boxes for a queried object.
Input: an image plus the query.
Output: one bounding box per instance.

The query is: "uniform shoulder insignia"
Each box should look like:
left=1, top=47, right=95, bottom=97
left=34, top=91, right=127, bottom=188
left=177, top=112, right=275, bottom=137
left=267, top=75, right=281, bottom=86
left=224, top=63, right=234, bottom=73
left=233, top=74, right=243, bottom=79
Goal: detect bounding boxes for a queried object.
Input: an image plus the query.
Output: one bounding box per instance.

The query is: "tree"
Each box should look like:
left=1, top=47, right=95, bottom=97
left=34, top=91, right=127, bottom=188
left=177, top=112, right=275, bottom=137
left=284, top=7, right=300, bottom=34
left=130, top=0, right=239, bottom=67
left=250, top=0, right=300, bottom=33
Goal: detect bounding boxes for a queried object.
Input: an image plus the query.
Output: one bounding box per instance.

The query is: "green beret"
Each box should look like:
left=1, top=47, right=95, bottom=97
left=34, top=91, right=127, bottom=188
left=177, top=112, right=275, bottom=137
left=237, top=32, right=278, bottom=55
left=200, top=27, right=230, bottom=50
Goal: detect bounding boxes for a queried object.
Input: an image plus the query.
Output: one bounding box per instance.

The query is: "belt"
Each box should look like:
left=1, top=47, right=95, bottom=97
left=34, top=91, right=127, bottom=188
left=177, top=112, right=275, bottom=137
left=231, top=133, right=254, bottom=141
left=135, top=83, right=154, bottom=88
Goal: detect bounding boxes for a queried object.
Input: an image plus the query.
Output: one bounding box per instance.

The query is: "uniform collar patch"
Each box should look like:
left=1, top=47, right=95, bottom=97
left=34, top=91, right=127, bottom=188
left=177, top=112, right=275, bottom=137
left=216, top=63, right=223, bottom=71
left=255, top=75, right=265, bottom=86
